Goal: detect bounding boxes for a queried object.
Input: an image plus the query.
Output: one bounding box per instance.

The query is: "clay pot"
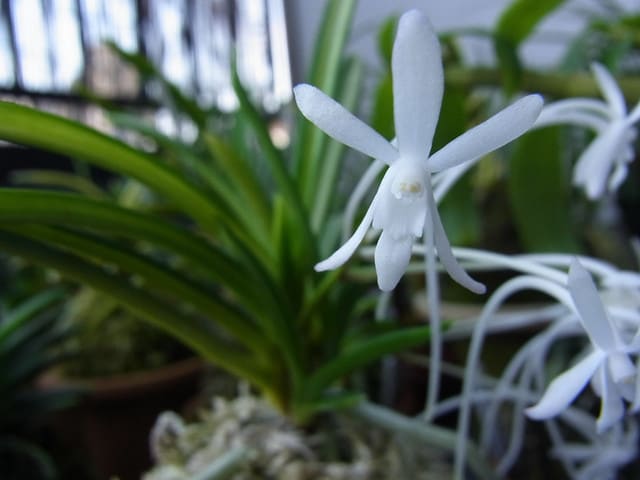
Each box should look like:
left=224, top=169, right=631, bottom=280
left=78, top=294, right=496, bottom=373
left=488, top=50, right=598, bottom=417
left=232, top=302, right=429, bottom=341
left=39, top=357, right=204, bottom=480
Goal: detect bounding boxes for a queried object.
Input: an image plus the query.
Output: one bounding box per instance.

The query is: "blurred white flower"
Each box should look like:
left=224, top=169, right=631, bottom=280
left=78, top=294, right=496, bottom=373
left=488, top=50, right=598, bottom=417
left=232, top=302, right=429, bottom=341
left=294, top=10, right=542, bottom=292
left=526, top=259, right=639, bottom=432
left=552, top=420, right=638, bottom=480
left=535, top=63, right=640, bottom=199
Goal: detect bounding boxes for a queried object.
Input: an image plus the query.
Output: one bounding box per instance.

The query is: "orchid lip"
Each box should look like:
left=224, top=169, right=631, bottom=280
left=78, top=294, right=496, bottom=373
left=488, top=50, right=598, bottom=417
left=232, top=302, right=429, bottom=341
left=390, top=163, right=426, bottom=201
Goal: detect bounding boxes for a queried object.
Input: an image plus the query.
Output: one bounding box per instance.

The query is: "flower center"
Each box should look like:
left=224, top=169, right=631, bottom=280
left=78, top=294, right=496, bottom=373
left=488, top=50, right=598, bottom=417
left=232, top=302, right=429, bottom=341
left=390, top=162, right=425, bottom=202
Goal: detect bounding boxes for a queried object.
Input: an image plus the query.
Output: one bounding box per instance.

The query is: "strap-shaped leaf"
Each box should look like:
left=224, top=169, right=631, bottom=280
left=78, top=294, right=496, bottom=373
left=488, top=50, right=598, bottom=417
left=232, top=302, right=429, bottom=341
left=0, top=189, right=281, bottom=316
left=108, top=41, right=208, bottom=127
left=494, top=0, right=565, bottom=91
left=204, top=133, right=271, bottom=227
left=311, top=59, right=364, bottom=232
left=507, top=128, right=580, bottom=252
left=232, top=73, right=315, bottom=266
left=296, top=391, right=364, bottom=421
left=294, top=0, right=357, bottom=205
left=12, top=224, right=266, bottom=356
left=10, top=170, right=107, bottom=198
left=0, top=289, right=64, bottom=345
left=304, top=325, right=432, bottom=399
left=108, top=113, right=273, bottom=249
left=0, top=229, right=272, bottom=391
left=496, top=0, right=565, bottom=46
left=0, top=101, right=269, bottom=259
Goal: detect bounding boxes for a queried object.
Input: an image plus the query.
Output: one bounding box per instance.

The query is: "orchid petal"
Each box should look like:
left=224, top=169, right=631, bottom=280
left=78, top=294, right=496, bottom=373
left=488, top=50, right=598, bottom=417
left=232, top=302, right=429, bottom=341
left=526, top=350, right=604, bottom=420
left=374, top=230, right=413, bottom=291
left=597, top=367, right=625, bottom=433
left=293, top=84, right=398, bottom=165
left=608, top=352, right=636, bottom=383
left=534, top=98, right=611, bottom=125
left=627, top=99, right=640, bottom=124
left=591, top=63, right=627, bottom=118
left=608, top=163, right=628, bottom=192
left=429, top=95, right=543, bottom=172
left=617, top=381, right=635, bottom=403
left=342, top=159, right=386, bottom=243
left=392, top=10, right=442, bottom=160
left=535, top=106, right=609, bottom=132
left=372, top=165, right=427, bottom=238
left=314, top=192, right=379, bottom=272
left=551, top=444, right=597, bottom=461
left=573, top=122, right=628, bottom=199
left=576, top=454, right=631, bottom=480
left=425, top=180, right=485, bottom=294
left=568, top=259, right=617, bottom=351
left=591, top=364, right=604, bottom=397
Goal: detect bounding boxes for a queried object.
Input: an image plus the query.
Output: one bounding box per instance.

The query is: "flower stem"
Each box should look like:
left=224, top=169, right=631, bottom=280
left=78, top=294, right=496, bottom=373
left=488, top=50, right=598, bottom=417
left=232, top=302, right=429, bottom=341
left=422, top=203, right=442, bottom=421
left=352, top=401, right=497, bottom=480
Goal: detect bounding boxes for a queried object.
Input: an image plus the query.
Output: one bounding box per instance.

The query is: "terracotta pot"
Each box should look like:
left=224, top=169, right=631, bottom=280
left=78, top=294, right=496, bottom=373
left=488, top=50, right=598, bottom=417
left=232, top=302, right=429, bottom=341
left=39, top=357, right=204, bottom=480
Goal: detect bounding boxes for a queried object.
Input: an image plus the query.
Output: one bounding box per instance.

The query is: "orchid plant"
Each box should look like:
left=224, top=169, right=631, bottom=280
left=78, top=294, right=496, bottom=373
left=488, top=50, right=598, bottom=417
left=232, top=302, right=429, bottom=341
left=1, top=0, right=640, bottom=479
left=0, top=0, right=441, bottom=422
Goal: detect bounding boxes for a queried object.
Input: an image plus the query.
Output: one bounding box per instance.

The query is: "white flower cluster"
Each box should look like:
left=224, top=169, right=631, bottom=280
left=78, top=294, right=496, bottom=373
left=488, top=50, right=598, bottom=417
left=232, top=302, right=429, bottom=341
left=449, top=253, right=640, bottom=478
left=294, top=9, right=640, bottom=480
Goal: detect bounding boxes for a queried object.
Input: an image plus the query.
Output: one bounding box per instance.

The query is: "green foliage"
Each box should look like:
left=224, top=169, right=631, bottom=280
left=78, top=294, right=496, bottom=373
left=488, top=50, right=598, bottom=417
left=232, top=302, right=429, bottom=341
left=561, top=10, right=640, bottom=71
left=494, top=0, right=566, bottom=91
left=59, top=287, right=191, bottom=378
left=370, top=16, right=397, bottom=142
left=295, top=0, right=357, bottom=210
left=507, top=128, right=580, bottom=252
left=0, top=0, right=432, bottom=423
left=0, top=289, right=78, bottom=479
left=496, top=0, right=565, bottom=46
left=0, top=0, right=636, bottom=430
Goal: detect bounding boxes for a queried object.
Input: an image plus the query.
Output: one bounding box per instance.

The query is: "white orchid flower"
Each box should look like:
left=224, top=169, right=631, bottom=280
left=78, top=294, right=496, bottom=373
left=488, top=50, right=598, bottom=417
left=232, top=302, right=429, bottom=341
left=294, top=9, right=542, bottom=292
left=535, top=63, right=640, bottom=199
left=526, top=259, right=639, bottom=432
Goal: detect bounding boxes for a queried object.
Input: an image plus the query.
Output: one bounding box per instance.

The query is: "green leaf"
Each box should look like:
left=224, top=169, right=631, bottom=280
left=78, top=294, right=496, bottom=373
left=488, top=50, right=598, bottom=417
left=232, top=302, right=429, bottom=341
left=107, top=42, right=208, bottom=127
left=11, top=224, right=266, bottom=355
left=496, top=0, right=566, bottom=45
left=0, top=289, right=64, bottom=345
left=294, top=0, right=357, bottom=205
left=507, top=128, right=580, bottom=252
left=439, top=173, right=480, bottom=246
left=371, top=71, right=394, bottom=141
left=297, top=391, right=364, bottom=420
left=0, top=101, right=269, bottom=259
left=377, top=16, right=399, bottom=67
left=0, top=229, right=273, bottom=391
left=305, top=325, right=432, bottom=399
left=434, top=88, right=480, bottom=245
left=311, top=58, right=364, bottom=232
left=10, top=170, right=106, bottom=198
left=232, top=74, right=315, bottom=266
left=203, top=133, right=271, bottom=225
left=493, top=38, right=523, bottom=93
left=107, top=113, right=274, bottom=259
left=494, top=0, right=565, bottom=91
left=0, top=189, right=265, bottom=302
